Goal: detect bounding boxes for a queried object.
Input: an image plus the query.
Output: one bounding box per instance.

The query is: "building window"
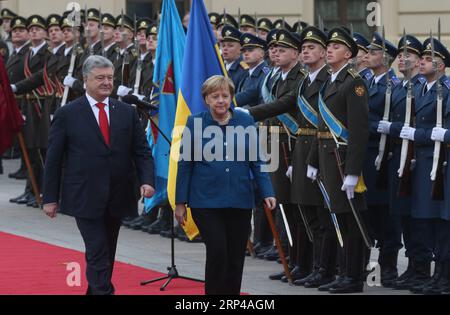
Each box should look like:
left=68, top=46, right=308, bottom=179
left=315, top=0, right=376, bottom=38
left=126, top=0, right=189, bottom=21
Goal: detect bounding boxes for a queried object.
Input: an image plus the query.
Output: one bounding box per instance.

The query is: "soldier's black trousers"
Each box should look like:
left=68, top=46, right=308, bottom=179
left=253, top=203, right=273, bottom=247
left=336, top=212, right=370, bottom=280
left=367, top=205, right=402, bottom=256
left=24, top=148, right=45, bottom=194
left=191, top=208, right=252, bottom=295
left=284, top=204, right=313, bottom=271
left=315, top=206, right=338, bottom=273
left=409, top=218, right=450, bottom=263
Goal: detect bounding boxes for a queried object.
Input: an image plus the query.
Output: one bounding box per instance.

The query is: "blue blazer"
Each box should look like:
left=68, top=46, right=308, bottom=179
left=175, top=109, right=274, bottom=209
left=43, top=95, right=155, bottom=219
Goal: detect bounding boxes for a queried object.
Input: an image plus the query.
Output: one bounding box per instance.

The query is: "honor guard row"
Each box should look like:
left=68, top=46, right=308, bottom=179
left=2, top=6, right=450, bottom=295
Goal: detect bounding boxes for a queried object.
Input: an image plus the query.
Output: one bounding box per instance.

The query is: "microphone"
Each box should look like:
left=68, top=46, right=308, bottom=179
left=122, top=94, right=159, bottom=111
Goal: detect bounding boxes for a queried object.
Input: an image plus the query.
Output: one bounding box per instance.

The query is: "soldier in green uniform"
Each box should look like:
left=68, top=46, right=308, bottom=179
left=306, top=27, right=370, bottom=293
left=13, top=15, right=52, bottom=208
left=64, top=8, right=102, bottom=98
left=113, top=14, right=137, bottom=98
left=5, top=16, right=30, bottom=192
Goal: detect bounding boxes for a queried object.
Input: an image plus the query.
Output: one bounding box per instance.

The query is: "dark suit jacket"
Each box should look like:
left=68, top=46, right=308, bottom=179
left=43, top=95, right=155, bottom=219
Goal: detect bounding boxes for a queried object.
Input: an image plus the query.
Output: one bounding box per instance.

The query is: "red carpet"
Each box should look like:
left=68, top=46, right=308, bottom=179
left=0, top=231, right=205, bottom=295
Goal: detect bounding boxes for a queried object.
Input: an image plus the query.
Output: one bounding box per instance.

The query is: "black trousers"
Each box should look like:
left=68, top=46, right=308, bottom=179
left=191, top=208, right=252, bottom=295
left=336, top=212, right=369, bottom=280
left=367, top=205, right=403, bottom=256
left=410, top=218, right=450, bottom=263
left=315, top=206, right=338, bottom=274
left=75, top=211, right=122, bottom=295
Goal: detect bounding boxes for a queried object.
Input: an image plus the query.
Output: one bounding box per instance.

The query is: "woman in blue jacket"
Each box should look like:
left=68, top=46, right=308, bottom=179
left=175, top=75, right=276, bottom=295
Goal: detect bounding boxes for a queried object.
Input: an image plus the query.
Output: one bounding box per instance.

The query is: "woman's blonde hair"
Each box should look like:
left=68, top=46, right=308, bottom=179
left=201, top=75, right=235, bottom=100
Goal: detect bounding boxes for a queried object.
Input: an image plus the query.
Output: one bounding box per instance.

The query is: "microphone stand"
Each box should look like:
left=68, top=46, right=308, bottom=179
left=138, top=109, right=204, bottom=291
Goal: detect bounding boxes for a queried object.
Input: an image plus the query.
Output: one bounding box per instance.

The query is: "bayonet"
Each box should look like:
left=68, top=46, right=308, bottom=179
left=375, top=26, right=392, bottom=182
left=61, top=7, right=81, bottom=106
left=99, top=7, right=105, bottom=57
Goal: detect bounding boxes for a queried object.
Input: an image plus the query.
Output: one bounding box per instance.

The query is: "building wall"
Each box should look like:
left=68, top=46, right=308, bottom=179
left=1, top=0, right=449, bottom=45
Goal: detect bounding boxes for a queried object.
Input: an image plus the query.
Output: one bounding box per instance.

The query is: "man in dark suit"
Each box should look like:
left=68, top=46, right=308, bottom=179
left=43, top=55, right=155, bottom=295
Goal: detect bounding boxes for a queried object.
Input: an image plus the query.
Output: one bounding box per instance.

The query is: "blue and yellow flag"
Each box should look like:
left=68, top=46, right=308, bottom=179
left=144, top=0, right=186, bottom=212
left=167, top=0, right=228, bottom=239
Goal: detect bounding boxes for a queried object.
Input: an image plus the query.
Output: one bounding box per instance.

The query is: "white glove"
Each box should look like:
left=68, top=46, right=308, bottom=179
left=341, top=175, right=359, bottom=200
left=306, top=165, right=318, bottom=181
left=234, top=107, right=250, bottom=115
left=10, top=84, right=17, bottom=93
left=400, top=126, right=416, bottom=141
left=133, top=93, right=145, bottom=101
left=63, top=76, right=76, bottom=88
left=431, top=127, right=448, bottom=142
left=377, top=121, right=392, bottom=134
left=117, top=85, right=132, bottom=97
left=285, top=166, right=293, bottom=181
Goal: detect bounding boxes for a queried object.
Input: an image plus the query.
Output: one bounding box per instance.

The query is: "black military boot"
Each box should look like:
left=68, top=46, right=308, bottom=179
left=281, top=266, right=309, bottom=283
left=9, top=191, right=29, bottom=203
left=304, top=268, right=336, bottom=288
left=441, top=263, right=450, bottom=295
left=421, top=262, right=450, bottom=295
left=269, top=265, right=294, bottom=281
left=158, top=206, right=175, bottom=237
left=328, top=276, right=364, bottom=294
left=380, top=251, right=399, bottom=288
left=411, top=262, right=441, bottom=294
left=394, top=260, right=431, bottom=290
left=317, top=275, right=344, bottom=291
left=0, top=158, right=3, bottom=175
left=263, top=246, right=279, bottom=261
left=394, top=259, right=414, bottom=285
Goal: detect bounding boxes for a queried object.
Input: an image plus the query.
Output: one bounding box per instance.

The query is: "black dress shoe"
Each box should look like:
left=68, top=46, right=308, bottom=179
left=263, top=248, right=279, bottom=261
left=281, top=266, right=309, bottom=283
left=293, top=270, right=319, bottom=286
left=26, top=196, right=37, bottom=207
left=269, top=266, right=295, bottom=280
left=122, top=216, right=139, bottom=227
left=9, top=191, right=29, bottom=203
left=255, top=245, right=273, bottom=258
left=304, top=271, right=336, bottom=288
left=318, top=275, right=344, bottom=291
left=16, top=192, right=32, bottom=204
left=329, top=277, right=364, bottom=294
left=9, top=168, right=27, bottom=179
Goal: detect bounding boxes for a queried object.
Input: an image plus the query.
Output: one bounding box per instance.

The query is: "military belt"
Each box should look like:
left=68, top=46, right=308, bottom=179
left=269, top=126, right=287, bottom=134
left=296, top=128, right=317, bottom=136
left=317, top=131, right=334, bottom=140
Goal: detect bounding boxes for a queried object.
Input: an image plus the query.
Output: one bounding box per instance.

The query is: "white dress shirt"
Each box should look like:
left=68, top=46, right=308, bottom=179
left=86, top=93, right=110, bottom=124
left=330, top=63, right=349, bottom=83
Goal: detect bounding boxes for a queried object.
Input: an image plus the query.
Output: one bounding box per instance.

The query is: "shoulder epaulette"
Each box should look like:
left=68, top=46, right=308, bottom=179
left=299, top=67, right=308, bottom=77
left=364, top=72, right=373, bottom=81
left=391, top=75, right=401, bottom=86
left=240, top=61, right=249, bottom=70
left=443, top=78, right=450, bottom=90
left=418, top=77, right=426, bottom=85
left=114, top=46, right=120, bottom=54
left=262, top=66, right=270, bottom=75
left=347, top=68, right=360, bottom=79
left=130, top=48, right=138, bottom=58
left=76, top=46, right=84, bottom=55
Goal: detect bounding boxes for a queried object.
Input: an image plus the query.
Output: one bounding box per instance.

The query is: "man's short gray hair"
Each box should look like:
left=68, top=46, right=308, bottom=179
left=82, top=55, right=115, bottom=78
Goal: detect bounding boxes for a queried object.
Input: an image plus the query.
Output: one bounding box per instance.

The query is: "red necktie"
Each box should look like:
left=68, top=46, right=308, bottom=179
left=96, top=103, right=110, bottom=145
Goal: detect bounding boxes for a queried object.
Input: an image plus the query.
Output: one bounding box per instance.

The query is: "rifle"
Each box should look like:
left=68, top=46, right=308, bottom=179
left=430, top=29, right=445, bottom=200
left=99, top=7, right=105, bottom=57
left=85, top=5, right=94, bottom=56
left=375, top=26, right=392, bottom=190
left=120, top=10, right=130, bottom=88
left=61, top=9, right=81, bottom=107
left=133, top=14, right=142, bottom=95
left=397, top=29, right=416, bottom=197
